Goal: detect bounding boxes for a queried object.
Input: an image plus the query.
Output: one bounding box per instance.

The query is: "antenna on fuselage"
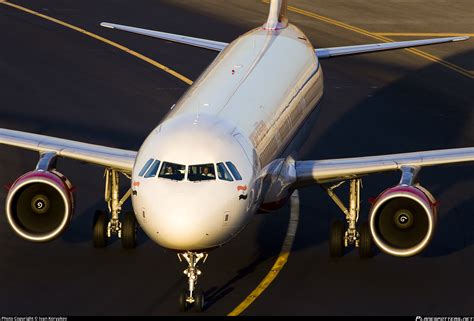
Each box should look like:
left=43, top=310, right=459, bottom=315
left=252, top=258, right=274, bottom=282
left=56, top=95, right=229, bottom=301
left=194, top=103, right=209, bottom=125
left=194, top=105, right=199, bottom=125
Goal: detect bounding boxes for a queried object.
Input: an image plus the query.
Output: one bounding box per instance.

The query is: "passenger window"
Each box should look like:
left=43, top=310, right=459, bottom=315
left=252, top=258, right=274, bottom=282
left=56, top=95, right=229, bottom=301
left=217, top=162, right=233, bottom=181
left=144, top=160, right=161, bottom=178
left=188, top=163, right=216, bottom=182
left=226, top=161, right=242, bottom=180
left=158, top=162, right=185, bottom=181
left=138, top=159, right=154, bottom=177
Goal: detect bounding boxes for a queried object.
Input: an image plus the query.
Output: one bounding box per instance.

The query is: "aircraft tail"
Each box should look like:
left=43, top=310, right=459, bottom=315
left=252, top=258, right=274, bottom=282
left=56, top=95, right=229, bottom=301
left=264, top=0, right=288, bottom=30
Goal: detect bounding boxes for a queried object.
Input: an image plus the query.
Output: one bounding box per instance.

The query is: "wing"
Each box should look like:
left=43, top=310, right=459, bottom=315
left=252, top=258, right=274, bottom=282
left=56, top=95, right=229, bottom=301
left=295, top=147, right=474, bottom=185
left=100, top=22, right=469, bottom=58
left=315, top=36, right=468, bottom=59
left=100, top=22, right=228, bottom=52
left=0, top=128, right=137, bottom=173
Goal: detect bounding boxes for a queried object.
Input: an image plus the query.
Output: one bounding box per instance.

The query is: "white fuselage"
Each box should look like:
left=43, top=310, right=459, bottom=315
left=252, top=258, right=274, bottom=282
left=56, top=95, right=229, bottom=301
left=131, top=24, right=323, bottom=251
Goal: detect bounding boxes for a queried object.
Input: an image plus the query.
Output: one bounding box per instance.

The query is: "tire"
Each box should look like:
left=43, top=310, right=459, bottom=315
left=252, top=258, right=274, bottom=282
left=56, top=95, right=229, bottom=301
left=194, top=290, right=205, bottom=312
left=121, top=211, right=137, bottom=249
left=329, top=219, right=345, bottom=258
left=179, top=290, right=189, bottom=312
left=93, top=210, right=108, bottom=248
left=359, top=222, right=374, bottom=259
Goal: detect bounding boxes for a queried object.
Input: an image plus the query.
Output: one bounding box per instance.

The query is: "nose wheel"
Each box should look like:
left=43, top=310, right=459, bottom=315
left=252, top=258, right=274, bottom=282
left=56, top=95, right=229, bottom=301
left=179, top=290, right=190, bottom=312
left=194, top=290, right=205, bottom=312
left=177, top=251, right=208, bottom=312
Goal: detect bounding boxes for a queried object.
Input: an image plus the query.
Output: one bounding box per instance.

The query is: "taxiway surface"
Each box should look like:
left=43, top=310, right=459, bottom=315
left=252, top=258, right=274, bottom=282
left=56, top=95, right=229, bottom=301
left=0, top=0, right=473, bottom=316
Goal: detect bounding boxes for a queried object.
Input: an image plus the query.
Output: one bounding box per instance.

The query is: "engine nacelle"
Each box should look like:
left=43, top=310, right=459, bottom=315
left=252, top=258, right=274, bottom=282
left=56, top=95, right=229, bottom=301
left=6, top=170, right=75, bottom=242
left=369, top=185, right=437, bottom=257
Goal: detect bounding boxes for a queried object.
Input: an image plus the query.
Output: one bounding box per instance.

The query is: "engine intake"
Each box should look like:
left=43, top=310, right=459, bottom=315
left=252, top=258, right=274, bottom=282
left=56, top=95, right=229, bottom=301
left=6, top=170, right=75, bottom=242
left=369, top=185, right=437, bottom=257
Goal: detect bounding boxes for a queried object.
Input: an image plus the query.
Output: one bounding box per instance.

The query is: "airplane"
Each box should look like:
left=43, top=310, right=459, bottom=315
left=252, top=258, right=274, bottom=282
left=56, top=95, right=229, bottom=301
left=0, top=0, right=471, bottom=313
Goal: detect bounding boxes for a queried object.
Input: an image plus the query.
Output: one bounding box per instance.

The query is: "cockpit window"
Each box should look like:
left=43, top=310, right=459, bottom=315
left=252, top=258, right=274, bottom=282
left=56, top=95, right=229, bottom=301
left=188, top=163, right=216, bottom=182
left=158, top=162, right=185, bottom=181
left=138, top=158, right=154, bottom=177
left=217, top=162, right=233, bottom=181
left=226, top=161, right=242, bottom=180
left=144, top=160, right=161, bottom=178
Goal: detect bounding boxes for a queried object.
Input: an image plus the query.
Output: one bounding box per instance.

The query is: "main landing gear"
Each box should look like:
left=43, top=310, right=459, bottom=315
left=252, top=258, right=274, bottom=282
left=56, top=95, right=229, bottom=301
left=177, top=251, right=208, bottom=312
left=92, top=168, right=137, bottom=249
left=323, top=178, right=374, bottom=258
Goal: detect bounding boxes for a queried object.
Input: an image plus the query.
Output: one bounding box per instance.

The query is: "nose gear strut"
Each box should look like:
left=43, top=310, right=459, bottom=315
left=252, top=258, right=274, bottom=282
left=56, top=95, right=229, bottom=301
left=177, top=251, right=208, bottom=312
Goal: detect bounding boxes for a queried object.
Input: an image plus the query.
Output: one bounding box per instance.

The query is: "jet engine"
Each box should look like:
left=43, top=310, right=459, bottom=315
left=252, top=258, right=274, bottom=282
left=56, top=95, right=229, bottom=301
left=6, top=170, right=75, bottom=242
left=369, top=184, right=437, bottom=257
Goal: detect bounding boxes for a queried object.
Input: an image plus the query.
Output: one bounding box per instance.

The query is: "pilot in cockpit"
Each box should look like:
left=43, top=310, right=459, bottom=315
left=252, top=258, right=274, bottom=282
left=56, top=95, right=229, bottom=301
left=164, top=166, right=174, bottom=176
left=201, top=166, right=215, bottom=178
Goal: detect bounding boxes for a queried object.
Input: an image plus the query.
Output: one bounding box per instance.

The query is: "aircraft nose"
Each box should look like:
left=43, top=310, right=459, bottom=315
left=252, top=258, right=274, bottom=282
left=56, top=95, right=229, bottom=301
left=158, top=209, right=207, bottom=249
left=152, top=190, right=222, bottom=250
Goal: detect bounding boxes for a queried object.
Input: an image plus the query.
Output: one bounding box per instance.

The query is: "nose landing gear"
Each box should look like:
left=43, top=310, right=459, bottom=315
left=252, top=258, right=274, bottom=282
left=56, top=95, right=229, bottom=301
left=177, top=251, right=208, bottom=312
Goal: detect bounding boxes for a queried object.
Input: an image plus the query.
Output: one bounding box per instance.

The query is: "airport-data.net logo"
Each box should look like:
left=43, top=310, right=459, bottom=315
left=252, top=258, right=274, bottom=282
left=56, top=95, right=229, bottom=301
left=416, top=317, right=474, bottom=321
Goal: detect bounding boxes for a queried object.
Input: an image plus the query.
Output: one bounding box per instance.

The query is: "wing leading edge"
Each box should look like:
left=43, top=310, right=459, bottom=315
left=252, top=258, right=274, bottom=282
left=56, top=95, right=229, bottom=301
left=100, top=22, right=228, bottom=52
left=315, top=36, right=469, bottom=59
left=99, top=22, right=468, bottom=59
left=295, top=147, right=474, bottom=185
left=0, top=128, right=137, bottom=173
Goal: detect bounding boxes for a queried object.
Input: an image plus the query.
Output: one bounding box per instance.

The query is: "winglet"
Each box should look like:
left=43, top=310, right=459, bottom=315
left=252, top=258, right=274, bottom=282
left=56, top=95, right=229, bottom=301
left=100, top=22, right=114, bottom=29
left=452, top=36, right=470, bottom=42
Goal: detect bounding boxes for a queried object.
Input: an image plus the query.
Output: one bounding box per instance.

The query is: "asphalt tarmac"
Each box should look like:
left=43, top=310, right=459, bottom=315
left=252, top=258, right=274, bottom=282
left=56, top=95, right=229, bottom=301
left=0, top=0, right=473, bottom=316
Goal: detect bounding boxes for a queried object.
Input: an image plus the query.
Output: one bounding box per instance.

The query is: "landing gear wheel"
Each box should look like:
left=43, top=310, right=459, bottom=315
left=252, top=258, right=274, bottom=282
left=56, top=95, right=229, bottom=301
left=93, top=210, right=108, bottom=248
left=194, top=290, right=205, bottom=312
left=359, top=222, right=374, bottom=259
left=179, top=290, right=189, bottom=312
left=122, top=211, right=137, bottom=249
left=329, top=219, right=345, bottom=258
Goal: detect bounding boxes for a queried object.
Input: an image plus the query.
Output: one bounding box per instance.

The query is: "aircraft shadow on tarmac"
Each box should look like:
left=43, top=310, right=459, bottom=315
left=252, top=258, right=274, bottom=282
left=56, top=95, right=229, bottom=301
left=203, top=205, right=290, bottom=310
left=60, top=200, right=152, bottom=246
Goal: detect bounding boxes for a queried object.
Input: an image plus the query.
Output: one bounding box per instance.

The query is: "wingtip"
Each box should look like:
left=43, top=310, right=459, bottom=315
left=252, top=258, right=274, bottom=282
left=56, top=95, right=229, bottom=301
left=452, top=36, right=470, bottom=42
left=100, top=22, right=114, bottom=29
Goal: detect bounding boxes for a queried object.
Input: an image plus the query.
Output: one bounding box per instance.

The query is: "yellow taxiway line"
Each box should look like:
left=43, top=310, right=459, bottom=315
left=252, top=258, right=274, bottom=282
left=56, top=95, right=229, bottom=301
left=0, top=1, right=194, bottom=85
left=1, top=1, right=299, bottom=316
left=285, top=4, right=472, bottom=79
left=230, top=1, right=473, bottom=315
left=228, top=191, right=300, bottom=316
left=3, top=0, right=471, bottom=315
left=373, top=33, right=474, bottom=37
